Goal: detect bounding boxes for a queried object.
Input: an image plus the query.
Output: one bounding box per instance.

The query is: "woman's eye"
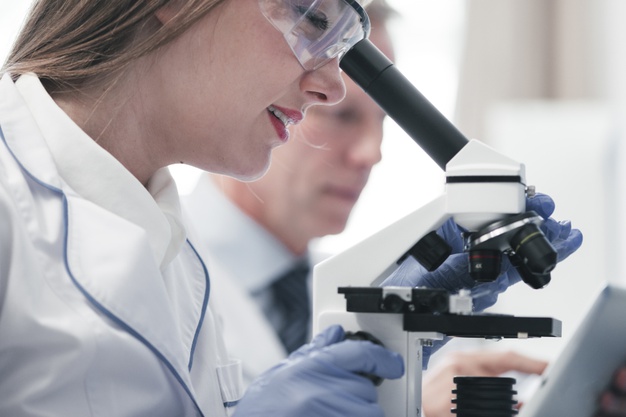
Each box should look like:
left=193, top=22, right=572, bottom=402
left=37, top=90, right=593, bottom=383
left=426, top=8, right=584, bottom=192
left=295, top=5, right=330, bottom=33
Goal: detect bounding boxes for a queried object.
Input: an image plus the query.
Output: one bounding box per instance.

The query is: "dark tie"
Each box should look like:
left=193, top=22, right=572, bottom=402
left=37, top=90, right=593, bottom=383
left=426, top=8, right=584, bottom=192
left=270, top=261, right=311, bottom=354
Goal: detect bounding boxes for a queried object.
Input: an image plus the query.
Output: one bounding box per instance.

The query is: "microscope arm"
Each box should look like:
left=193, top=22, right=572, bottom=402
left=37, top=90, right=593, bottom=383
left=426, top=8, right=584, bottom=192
left=312, top=195, right=448, bottom=332
left=313, top=136, right=528, bottom=331
left=312, top=195, right=449, bottom=417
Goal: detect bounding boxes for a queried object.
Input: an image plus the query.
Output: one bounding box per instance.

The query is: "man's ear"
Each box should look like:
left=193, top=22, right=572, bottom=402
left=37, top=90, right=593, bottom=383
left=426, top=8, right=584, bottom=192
left=155, top=0, right=185, bottom=25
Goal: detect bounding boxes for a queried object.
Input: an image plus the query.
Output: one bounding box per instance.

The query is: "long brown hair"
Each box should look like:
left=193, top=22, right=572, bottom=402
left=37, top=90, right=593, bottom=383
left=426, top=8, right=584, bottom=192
left=2, top=0, right=225, bottom=91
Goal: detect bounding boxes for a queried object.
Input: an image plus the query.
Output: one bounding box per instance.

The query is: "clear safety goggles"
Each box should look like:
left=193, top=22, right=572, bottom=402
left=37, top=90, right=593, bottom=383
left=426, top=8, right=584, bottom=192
left=259, top=0, right=371, bottom=71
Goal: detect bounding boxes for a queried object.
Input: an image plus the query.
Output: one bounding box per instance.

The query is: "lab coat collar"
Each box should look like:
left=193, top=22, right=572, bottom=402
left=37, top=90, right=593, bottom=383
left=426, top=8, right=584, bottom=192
left=0, top=74, right=207, bottom=413
left=65, top=192, right=201, bottom=386
left=13, top=73, right=185, bottom=269
left=184, top=174, right=305, bottom=294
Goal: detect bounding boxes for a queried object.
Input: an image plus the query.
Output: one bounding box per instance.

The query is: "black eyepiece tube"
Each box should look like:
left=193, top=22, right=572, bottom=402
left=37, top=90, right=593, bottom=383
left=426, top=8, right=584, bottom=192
left=340, top=39, right=469, bottom=170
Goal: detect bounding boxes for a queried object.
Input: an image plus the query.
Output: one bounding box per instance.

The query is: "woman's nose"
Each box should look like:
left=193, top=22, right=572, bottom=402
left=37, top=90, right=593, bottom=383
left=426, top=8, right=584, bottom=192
left=300, top=57, right=346, bottom=106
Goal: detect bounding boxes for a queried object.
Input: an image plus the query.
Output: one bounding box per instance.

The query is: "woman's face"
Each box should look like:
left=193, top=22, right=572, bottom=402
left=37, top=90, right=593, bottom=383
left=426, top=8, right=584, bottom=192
left=240, top=20, right=394, bottom=244
left=145, top=0, right=347, bottom=180
left=254, top=72, right=386, bottom=236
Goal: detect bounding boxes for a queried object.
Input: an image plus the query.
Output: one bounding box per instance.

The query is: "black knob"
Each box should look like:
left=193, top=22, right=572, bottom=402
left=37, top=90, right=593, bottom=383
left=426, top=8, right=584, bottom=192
left=344, top=331, right=385, bottom=386
left=381, top=294, right=405, bottom=313
left=408, top=231, right=452, bottom=271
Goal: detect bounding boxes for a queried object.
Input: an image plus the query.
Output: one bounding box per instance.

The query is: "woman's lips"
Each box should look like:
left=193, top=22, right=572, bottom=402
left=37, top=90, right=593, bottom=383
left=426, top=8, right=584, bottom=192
left=267, top=105, right=303, bottom=142
left=268, top=110, right=290, bottom=141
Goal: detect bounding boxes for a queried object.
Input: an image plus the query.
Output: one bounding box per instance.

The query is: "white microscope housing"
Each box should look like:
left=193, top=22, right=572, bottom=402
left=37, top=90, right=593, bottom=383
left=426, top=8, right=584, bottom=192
left=313, top=37, right=561, bottom=417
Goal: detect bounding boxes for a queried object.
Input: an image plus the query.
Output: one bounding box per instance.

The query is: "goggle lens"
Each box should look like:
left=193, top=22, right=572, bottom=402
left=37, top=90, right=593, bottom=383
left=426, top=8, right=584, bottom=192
left=260, top=0, right=371, bottom=70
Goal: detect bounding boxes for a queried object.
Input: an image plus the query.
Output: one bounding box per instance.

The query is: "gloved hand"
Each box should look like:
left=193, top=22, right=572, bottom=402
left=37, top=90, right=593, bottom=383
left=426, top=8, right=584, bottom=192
left=233, top=325, right=405, bottom=417
left=381, top=193, right=583, bottom=366
left=435, top=192, right=582, bottom=258
left=383, top=193, right=582, bottom=305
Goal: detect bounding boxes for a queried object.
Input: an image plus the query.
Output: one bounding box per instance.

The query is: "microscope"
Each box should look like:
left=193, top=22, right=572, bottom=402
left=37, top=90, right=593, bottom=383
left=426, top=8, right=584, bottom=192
left=312, top=40, right=562, bottom=416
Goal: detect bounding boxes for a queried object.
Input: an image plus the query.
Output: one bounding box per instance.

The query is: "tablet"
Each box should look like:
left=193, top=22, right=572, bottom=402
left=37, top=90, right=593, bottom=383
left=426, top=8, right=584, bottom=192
left=519, top=284, right=626, bottom=417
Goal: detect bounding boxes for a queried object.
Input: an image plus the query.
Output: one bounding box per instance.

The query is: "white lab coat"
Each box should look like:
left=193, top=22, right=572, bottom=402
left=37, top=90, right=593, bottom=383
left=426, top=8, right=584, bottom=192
left=208, top=262, right=288, bottom=383
left=182, top=175, right=326, bottom=385
left=182, top=175, right=289, bottom=384
left=0, top=74, right=242, bottom=417
left=207, top=252, right=328, bottom=386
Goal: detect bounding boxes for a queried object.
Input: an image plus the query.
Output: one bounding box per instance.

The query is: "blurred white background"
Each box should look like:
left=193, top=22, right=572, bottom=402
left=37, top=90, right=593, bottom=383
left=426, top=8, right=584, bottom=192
left=2, top=0, right=625, bottom=365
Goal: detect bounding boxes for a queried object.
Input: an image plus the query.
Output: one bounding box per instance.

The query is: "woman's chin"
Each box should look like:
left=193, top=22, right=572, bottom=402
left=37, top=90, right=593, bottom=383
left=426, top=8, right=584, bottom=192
left=228, top=158, right=272, bottom=183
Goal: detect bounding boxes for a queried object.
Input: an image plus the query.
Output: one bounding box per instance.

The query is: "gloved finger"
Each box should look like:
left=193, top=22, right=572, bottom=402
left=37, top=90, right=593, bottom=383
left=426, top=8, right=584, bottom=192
left=526, top=193, right=555, bottom=219
left=316, top=340, right=405, bottom=380
left=297, top=369, right=381, bottom=409
left=382, top=254, right=474, bottom=291
left=342, top=403, right=385, bottom=417
left=236, top=349, right=385, bottom=417
left=551, top=228, right=583, bottom=262
left=380, top=256, right=429, bottom=287
left=290, top=325, right=346, bottom=359
left=311, top=325, right=345, bottom=349
left=539, top=217, right=566, bottom=241
left=539, top=218, right=582, bottom=252
left=539, top=217, right=576, bottom=244
left=437, top=218, right=466, bottom=254
left=414, top=253, right=474, bottom=292
left=470, top=263, right=520, bottom=312
left=470, top=287, right=500, bottom=311
left=556, top=220, right=573, bottom=240
left=315, top=397, right=385, bottom=417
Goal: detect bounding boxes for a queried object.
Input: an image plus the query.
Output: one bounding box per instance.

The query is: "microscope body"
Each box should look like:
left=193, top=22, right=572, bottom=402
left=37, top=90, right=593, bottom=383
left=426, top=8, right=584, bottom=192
left=312, top=140, right=552, bottom=417
left=314, top=36, right=562, bottom=416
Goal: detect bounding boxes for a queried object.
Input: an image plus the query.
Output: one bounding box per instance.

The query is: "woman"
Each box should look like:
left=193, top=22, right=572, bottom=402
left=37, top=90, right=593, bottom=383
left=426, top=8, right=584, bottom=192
left=0, top=0, right=584, bottom=416
left=0, top=1, right=404, bottom=416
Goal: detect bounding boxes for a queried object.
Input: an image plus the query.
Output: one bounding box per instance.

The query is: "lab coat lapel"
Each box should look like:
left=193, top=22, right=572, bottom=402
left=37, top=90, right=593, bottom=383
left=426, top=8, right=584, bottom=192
left=64, top=193, right=195, bottom=386
left=0, top=76, right=200, bottom=401
left=210, top=263, right=287, bottom=382
left=0, top=75, right=62, bottom=189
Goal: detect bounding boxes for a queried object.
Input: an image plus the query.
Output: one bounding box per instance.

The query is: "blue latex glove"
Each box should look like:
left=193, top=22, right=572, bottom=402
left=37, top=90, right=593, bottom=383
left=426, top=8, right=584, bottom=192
left=233, top=325, right=405, bottom=417
left=435, top=192, right=581, bottom=258
left=381, top=193, right=583, bottom=366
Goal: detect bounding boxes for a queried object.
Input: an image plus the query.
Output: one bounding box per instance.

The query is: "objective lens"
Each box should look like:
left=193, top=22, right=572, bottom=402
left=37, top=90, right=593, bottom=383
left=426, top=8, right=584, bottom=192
left=510, top=223, right=557, bottom=275
left=508, top=253, right=551, bottom=289
left=469, top=250, right=501, bottom=282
